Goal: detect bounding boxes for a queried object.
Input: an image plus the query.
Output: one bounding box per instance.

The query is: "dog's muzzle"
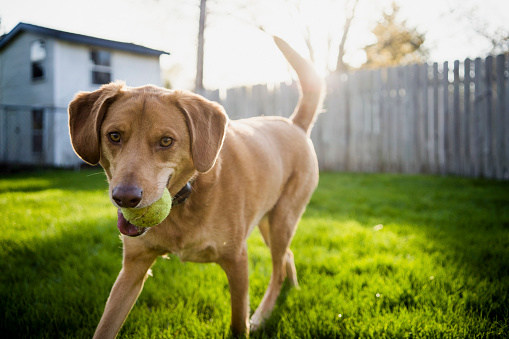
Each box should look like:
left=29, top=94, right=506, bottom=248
left=116, top=182, right=192, bottom=237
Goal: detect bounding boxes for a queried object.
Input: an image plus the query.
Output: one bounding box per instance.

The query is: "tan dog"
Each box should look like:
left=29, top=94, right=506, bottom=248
left=68, top=37, right=324, bottom=338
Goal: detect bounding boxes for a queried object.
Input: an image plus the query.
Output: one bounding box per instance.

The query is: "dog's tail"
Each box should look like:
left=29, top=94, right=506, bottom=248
left=273, top=36, right=325, bottom=135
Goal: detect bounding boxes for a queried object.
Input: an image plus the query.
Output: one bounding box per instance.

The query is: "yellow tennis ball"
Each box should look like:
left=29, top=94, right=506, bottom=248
left=120, top=188, right=172, bottom=227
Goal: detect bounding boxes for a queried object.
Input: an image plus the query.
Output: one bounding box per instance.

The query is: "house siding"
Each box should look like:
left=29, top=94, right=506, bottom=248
left=113, top=52, right=162, bottom=87
left=53, top=40, right=163, bottom=109
left=52, top=40, right=164, bottom=166
left=1, top=27, right=166, bottom=167
left=0, top=31, right=55, bottom=165
left=0, top=31, right=54, bottom=106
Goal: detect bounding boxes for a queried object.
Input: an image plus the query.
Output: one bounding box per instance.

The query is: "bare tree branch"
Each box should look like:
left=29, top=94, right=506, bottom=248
left=195, top=0, right=207, bottom=91
left=335, top=0, right=360, bottom=73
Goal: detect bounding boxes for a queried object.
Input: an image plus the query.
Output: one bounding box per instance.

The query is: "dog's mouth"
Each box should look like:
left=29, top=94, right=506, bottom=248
left=117, top=209, right=147, bottom=237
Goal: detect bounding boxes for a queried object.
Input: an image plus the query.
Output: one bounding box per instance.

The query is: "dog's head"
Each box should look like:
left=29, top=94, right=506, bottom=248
left=68, top=82, right=228, bottom=228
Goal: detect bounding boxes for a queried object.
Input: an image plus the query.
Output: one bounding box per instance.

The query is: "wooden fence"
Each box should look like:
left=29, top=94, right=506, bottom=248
left=201, top=54, right=509, bottom=180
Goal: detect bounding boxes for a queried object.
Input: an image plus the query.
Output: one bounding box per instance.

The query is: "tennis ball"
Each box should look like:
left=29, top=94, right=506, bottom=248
left=120, top=188, right=172, bottom=227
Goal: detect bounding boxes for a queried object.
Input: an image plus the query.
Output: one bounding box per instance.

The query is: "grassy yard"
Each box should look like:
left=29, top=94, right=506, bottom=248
left=0, top=170, right=508, bottom=338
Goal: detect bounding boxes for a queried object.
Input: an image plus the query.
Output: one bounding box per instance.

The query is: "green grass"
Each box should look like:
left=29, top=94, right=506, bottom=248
left=1, top=170, right=508, bottom=338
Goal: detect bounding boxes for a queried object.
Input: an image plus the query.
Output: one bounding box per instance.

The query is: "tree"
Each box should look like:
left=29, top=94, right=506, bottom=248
left=283, top=0, right=361, bottom=73
left=195, top=0, right=207, bottom=91
left=362, top=1, right=427, bottom=68
left=199, top=0, right=366, bottom=80
left=334, top=0, right=359, bottom=73
left=468, top=12, right=509, bottom=55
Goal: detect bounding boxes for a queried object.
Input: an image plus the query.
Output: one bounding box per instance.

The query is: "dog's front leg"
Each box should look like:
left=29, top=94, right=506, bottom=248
left=220, top=244, right=250, bottom=337
left=93, top=244, right=158, bottom=339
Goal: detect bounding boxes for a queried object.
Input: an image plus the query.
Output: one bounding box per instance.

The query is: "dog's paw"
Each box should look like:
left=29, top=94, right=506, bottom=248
left=249, top=316, right=263, bottom=332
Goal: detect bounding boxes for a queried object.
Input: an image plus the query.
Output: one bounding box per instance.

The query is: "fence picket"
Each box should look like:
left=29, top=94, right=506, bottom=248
left=474, top=58, right=483, bottom=177
left=402, top=65, right=413, bottom=173
left=506, top=56, right=509, bottom=179
left=416, top=64, right=427, bottom=172
left=485, top=56, right=494, bottom=177
left=495, top=55, right=505, bottom=179
left=379, top=69, right=388, bottom=171
left=464, top=58, right=473, bottom=176
left=453, top=60, right=461, bottom=175
left=443, top=61, right=450, bottom=174
left=372, top=69, right=383, bottom=172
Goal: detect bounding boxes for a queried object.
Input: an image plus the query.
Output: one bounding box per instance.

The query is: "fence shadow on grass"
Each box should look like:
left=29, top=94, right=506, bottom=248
left=0, top=169, right=107, bottom=194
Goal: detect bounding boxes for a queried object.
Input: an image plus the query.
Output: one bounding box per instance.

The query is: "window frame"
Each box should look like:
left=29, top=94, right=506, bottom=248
left=90, top=49, right=112, bottom=85
left=30, top=39, right=46, bottom=81
left=32, top=108, right=44, bottom=154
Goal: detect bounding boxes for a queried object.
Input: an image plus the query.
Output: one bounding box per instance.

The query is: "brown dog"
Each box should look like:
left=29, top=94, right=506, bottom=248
left=68, top=36, right=324, bottom=338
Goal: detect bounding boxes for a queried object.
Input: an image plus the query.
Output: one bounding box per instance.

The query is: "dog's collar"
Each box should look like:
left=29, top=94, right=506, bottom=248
left=172, top=182, right=192, bottom=206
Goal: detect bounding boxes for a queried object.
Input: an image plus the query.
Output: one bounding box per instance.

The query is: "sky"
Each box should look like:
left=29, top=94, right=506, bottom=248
left=1, top=0, right=508, bottom=90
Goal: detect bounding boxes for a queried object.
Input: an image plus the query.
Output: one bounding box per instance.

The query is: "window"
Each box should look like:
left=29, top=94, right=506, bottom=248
left=90, top=49, right=111, bottom=85
left=31, top=40, right=46, bottom=80
left=92, top=71, right=111, bottom=84
left=91, top=50, right=111, bottom=66
left=32, top=109, right=44, bottom=153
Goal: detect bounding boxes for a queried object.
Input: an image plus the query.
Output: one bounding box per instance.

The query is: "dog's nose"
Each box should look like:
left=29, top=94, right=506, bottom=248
left=112, top=186, right=143, bottom=208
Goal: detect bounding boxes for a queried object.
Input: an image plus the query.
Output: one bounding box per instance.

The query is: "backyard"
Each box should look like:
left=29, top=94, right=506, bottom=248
left=0, top=170, right=508, bottom=338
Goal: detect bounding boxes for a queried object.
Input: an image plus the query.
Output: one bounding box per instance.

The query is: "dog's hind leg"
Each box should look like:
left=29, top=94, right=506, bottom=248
left=284, top=248, right=299, bottom=288
left=258, top=215, right=299, bottom=288
left=250, top=179, right=313, bottom=330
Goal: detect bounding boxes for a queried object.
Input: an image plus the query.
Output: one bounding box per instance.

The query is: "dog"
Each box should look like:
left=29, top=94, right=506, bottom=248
left=68, top=36, right=324, bottom=338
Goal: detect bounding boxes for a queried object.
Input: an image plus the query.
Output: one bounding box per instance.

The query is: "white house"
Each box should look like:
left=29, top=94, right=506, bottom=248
left=0, top=22, right=169, bottom=167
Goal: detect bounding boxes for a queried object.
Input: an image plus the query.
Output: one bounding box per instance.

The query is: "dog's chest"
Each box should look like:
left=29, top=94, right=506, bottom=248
left=177, top=242, right=220, bottom=263
left=143, top=223, right=223, bottom=263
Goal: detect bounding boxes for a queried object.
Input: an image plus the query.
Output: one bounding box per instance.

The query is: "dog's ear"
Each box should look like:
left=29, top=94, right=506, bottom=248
left=175, top=92, right=228, bottom=173
left=68, top=82, right=124, bottom=165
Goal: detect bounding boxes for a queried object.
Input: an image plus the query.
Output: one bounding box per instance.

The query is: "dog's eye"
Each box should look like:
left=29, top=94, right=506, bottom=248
left=109, top=132, right=121, bottom=143
left=160, top=137, right=173, bottom=148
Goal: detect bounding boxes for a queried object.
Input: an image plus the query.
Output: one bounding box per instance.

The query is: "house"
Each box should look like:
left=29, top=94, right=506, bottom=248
left=0, top=22, right=169, bottom=167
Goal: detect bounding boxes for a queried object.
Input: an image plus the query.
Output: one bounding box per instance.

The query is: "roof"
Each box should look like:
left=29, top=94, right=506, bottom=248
left=0, top=22, right=170, bottom=56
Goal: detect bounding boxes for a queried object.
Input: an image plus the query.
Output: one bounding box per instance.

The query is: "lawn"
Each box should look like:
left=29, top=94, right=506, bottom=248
left=0, top=170, right=508, bottom=338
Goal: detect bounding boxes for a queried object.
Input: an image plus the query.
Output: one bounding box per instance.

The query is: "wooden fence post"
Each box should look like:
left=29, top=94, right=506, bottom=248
left=453, top=60, right=460, bottom=175
left=443, top=61, right=451, bottom=175
left=474, top=58, right=483, bottom=177
left=485, top=56, right=494, bottom=178
left=464, top=58, right=473, bottom=176
left=496, top=54, right=507, bottom=179
left=370, top=70, right=379, bottom=173
left=381, top=68, right=390, bottom=172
